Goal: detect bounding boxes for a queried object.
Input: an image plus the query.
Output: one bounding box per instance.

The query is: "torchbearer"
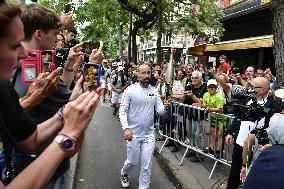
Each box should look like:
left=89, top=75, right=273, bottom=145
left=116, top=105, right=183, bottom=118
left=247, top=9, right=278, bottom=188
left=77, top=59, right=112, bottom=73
left=119, top=64, right=169, bottom=188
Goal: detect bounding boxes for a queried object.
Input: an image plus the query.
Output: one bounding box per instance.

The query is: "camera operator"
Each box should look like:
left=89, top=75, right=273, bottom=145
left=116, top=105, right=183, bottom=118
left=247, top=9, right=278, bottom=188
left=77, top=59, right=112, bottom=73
left=0, top=3, right=100, bottom=189
left=225, top=77, right=280, bottom=189
left=243, top=106, right=284, bottom=188
left=239, top=89, right=283, bottom=184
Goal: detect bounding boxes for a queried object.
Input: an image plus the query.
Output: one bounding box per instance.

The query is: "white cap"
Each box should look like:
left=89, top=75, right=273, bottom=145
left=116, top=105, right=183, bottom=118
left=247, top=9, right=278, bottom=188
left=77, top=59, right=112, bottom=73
left=117, top=66, right=124, bottom=72
left=117, top=62, right=123, bottom=66
left=102, top=59, right=107, bottom=63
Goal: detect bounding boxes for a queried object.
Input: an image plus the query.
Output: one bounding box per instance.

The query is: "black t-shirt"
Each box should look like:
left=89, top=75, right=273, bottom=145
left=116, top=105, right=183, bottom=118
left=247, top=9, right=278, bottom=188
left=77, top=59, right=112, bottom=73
left=184, top=84, right=207, bottom=120
left=0, top=80, right=36, bottom=143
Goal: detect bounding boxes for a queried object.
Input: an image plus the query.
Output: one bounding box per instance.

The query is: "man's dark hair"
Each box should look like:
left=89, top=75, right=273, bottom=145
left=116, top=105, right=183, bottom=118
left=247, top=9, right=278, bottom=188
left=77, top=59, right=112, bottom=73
left=67, top=29, right=77, bottom=35
left=0, top=4, right=21, bottom=38
left=21, top=3, right=61, bottom=41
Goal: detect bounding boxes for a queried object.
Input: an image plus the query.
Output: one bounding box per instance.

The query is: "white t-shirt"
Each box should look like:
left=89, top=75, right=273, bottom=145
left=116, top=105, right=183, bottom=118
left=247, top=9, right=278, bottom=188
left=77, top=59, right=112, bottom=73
left=119, top=83, right=165, bottom=137
left=236, top=97, right=267, bottom=147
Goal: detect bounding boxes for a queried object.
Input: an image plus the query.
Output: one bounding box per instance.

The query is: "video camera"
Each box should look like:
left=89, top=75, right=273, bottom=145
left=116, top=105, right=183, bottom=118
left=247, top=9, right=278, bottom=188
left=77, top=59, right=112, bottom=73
left=223, top=85, right=275, bottom=122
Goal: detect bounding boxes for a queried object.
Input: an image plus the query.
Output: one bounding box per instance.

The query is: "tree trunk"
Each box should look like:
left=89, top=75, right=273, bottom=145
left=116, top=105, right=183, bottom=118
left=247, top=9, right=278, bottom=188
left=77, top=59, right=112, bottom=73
left=156, top=0, right=163, bottom=65
left=272, top=0, right=284, bottom=86
left=131, top=28, right=137, bottom=64
left=117, top=23, right=124, bottom=58
left=128, top=12, right=132, bottom=62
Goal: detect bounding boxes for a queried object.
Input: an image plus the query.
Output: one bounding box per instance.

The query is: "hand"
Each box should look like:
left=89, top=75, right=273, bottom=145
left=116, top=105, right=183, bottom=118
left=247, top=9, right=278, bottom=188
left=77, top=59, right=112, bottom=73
left=25, top=68, right=63, bottom=104
left=61, top=91, right=101, bottom=139
left=89, top=41, right=104, bottom=64
left=240, top=166, right=246, bottom=183
left=60, top=12, right=74, bottom=30
left=226, top=134, right=234, bottom=145
left=116, top=88, right=122, bottom=93
left=192, top=103, right=201, bottom=107
left=65, top=43, right=84, bottom=69
left=185, top=91, right=193, bottom=97
left=258, top=144, right=272, bottom=152
left=164, top=99, right=172, bottom=107
left=69, top=76, right=84, bottom=101
left=123, top=128, right=133, bottom=141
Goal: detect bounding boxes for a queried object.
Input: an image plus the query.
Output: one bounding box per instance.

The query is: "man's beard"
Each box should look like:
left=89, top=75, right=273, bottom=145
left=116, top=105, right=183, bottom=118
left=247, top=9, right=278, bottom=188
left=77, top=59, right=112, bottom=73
left=140, top=78, right=150, bottom=86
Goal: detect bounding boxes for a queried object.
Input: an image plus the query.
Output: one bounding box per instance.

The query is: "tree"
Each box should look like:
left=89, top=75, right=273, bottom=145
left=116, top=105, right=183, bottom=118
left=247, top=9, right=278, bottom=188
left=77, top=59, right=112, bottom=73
left=271, top=0, right=284, bottom=86
left=118, top=0, right=158, bottom=64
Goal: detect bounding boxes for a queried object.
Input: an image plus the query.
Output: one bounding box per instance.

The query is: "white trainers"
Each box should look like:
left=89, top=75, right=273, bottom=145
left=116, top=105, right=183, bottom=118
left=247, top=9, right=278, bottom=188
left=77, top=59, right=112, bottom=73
left=121, top=171, right=129, bottom=188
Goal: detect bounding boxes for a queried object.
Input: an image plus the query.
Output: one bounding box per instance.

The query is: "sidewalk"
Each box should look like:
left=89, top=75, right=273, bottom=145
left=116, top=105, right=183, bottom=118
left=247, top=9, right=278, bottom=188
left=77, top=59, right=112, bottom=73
left=154, top=140, right=230, bottom=189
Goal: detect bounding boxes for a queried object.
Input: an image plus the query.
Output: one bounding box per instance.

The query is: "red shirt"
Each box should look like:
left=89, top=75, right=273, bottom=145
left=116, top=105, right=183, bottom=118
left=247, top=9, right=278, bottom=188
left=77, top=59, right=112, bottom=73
left=219, top=63, right=231, bottom=71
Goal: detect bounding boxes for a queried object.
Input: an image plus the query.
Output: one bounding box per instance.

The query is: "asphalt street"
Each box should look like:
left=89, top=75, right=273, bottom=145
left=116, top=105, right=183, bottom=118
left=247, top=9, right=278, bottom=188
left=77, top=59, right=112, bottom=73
left=74, top=102, right=176, bottom=189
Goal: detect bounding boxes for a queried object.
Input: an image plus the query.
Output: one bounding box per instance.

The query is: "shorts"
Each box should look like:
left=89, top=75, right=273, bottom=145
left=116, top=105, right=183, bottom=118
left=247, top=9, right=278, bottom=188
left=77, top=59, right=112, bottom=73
left=100, top=79, right=106, bottom=89
left=111, top=91, right=122, bottom=103
left=210, top=114, right=229, bottom=131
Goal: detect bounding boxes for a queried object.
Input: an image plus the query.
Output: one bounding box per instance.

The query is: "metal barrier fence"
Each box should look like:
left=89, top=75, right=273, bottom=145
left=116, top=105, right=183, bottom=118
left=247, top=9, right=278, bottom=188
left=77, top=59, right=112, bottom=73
left=155, top=102, right=235, bottom=179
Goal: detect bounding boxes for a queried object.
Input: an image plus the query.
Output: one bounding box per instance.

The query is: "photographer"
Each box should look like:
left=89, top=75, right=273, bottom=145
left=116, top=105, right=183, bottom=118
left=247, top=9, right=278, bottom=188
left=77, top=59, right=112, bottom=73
left=0, top=3, right=100, bottom=189
left=225, top=77, right=280, bottom=189
left=11, top=3, right=95, bottom=189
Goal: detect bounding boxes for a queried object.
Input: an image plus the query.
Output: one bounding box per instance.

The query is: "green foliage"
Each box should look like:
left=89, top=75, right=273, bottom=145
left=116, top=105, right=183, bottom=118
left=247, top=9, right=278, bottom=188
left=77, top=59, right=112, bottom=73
left=37, top=0, right=223, bottom=58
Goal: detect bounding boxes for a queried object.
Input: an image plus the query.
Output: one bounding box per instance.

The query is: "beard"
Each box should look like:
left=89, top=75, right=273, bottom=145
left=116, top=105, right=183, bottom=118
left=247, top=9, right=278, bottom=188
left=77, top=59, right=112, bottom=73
left=140, top=78, right=150, bottom=86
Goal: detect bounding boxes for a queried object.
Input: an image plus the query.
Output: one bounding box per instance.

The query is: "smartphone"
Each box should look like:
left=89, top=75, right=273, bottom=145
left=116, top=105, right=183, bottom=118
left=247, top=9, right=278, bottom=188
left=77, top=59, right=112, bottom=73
left=22, top=50, right=42, bottom=84
left=83, top=41, right=100, bottom=54
left=82, top=63, right=101, bottom=91
left=64, top=4, right=72, bottom=13
left=22, top=50, right=56, bottom=84
left=41, top=50, right=56, bottom=73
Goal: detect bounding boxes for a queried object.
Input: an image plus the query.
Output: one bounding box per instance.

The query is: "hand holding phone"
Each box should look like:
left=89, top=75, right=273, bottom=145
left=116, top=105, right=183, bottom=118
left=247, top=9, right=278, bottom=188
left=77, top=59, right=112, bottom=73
left=82, top=63, right=101, bottom=91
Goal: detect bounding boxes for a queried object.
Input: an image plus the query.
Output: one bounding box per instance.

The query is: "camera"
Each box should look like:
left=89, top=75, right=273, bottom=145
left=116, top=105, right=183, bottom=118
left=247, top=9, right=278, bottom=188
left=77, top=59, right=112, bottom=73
left=83, top=41, right=100, bottom=54
left=56, top=48, right=70, bottom=67
left=232, top=67, right=240, bottom=74
left=64, top=38, right=80, bottom=49
left=82, top=63, right=101, bottom=91
left=64, top=3, right=73, bottom=13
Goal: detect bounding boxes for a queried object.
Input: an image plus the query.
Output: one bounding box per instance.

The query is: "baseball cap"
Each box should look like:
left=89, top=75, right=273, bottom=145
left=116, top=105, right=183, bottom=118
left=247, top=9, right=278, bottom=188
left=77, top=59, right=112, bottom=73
left=207, top=79, right=218, bottom=87
left=117, top=62, right=123, bottom=66
left=103, top=59, right=108, bottom=63
left=117, top=66, right=124, bottom=72
left=112, top=62, right=117, bottom=67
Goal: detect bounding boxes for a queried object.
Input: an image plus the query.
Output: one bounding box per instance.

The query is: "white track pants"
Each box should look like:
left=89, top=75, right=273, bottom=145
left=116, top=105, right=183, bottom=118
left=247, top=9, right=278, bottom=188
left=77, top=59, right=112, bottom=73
left=121, top=136, right=155, bottom=189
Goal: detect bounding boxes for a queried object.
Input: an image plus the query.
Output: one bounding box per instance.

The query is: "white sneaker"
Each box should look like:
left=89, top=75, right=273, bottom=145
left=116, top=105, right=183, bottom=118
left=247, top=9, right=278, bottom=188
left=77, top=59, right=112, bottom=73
left=184, top=138, right=190, bottom=145
left=121, top=172, right=129, bottom=188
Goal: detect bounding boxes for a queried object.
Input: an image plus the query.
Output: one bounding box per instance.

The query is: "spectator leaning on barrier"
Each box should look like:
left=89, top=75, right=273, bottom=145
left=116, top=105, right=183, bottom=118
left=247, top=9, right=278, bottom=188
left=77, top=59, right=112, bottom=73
left=0, top=3, right=100, bottom=188
left=225, top=77, right=280, bottom=189
left=182, top=70, right=207, bottom=162
left=200, top=79, right=226, bottom=159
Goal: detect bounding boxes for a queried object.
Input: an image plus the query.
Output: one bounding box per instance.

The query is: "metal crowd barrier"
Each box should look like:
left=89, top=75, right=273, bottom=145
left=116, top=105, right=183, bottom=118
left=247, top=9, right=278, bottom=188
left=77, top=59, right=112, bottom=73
left=155, top=102, right=235, bottom=179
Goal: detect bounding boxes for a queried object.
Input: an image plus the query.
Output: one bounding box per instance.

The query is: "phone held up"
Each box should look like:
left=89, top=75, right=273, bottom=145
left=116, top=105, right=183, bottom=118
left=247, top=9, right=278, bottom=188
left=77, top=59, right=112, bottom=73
left=64, top=3, right=73, bottom=13
left=82, top=41, right=100, bottom=54
left=22, top=50, right=56, bottom=84
left=82, top=63, right=101, bottom=91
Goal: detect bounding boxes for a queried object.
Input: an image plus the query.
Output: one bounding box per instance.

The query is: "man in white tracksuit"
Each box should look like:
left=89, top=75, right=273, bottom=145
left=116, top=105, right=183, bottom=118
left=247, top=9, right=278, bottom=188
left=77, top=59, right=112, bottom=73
left=119, top=64, right=166, bottom=189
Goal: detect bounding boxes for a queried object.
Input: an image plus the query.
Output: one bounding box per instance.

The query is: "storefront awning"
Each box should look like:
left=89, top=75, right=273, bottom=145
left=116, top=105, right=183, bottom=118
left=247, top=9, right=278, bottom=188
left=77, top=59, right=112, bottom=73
left=187, top=35, right=273, bottom=56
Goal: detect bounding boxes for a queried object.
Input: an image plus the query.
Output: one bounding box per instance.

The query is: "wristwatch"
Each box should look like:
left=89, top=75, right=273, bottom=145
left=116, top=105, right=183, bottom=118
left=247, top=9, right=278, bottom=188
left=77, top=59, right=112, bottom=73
left=53, top=133, right=77, bottom=151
